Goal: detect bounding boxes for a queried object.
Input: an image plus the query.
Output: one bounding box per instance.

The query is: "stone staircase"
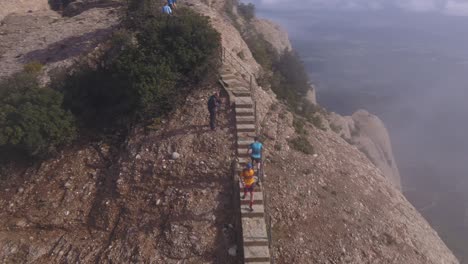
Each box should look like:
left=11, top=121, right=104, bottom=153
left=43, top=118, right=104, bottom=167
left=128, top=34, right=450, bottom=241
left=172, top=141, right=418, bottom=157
left=219, top=68, right=272, bottom=264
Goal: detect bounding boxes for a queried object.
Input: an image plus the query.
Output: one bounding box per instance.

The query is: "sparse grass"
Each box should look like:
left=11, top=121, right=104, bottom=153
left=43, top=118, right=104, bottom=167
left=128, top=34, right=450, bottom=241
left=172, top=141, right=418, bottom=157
left=23, top=61, right=43, bottom=74
left=145, top=117, right=163, bottom=131
left=308, top=115, right=326, bottom=131
left=293, top=117, right=308, bottom=135
left=289, top=136, right=314, bottom=155
left=270, top=103, right=279, bottom=111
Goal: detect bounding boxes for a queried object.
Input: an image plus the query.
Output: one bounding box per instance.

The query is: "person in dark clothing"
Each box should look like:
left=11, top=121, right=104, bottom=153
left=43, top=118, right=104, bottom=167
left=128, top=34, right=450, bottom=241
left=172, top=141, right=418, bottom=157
left=207, top=91, right=221, bottom=130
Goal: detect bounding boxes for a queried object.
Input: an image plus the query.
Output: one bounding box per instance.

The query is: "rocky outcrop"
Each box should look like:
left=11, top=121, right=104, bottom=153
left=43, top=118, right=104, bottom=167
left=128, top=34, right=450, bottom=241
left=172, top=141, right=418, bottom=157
left=0, top=7, right=119, bottom=80
left=0, top=0, right=49, bottom=21
left=329, top=110, right=402, bottom=189
left=252, top=18, right=292, bottom=54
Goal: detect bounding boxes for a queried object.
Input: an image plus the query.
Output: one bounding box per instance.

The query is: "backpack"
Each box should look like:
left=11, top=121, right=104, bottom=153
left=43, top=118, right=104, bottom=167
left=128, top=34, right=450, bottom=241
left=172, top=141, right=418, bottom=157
left=207, top=95, right=217, bottom=110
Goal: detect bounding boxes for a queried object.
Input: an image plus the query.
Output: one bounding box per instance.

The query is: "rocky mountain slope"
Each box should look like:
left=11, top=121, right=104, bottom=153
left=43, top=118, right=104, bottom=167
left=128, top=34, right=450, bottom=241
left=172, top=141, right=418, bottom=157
left=0, top=83, right=241, bottom=263
left=0, top=0, right=458, bottom=263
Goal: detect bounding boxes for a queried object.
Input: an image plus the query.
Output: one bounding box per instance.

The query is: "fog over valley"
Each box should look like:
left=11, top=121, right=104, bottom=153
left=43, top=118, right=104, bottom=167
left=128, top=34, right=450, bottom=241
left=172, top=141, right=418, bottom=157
left=248, top=0, right=468, bottom=261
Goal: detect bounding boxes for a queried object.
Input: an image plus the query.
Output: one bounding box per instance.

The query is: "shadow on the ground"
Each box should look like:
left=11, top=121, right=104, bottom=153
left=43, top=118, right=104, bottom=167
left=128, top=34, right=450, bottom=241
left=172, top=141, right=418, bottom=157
left=20, top=26, right=116, bottom=64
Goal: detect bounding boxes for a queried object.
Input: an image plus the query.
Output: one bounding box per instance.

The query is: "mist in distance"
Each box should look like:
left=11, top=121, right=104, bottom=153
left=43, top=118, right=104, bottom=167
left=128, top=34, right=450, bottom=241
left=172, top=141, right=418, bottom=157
left=247, top=0, right=468, bottom=261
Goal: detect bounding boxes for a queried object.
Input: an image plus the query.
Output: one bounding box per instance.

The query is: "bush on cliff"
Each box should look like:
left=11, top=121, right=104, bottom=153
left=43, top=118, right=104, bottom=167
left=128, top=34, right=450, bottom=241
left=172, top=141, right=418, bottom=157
left=271, top=50, right=310, bottom=108
left=238, top=2, right=256, bottom=22
left=63, top=6, right=221, bottom=127
left=0, top=73, right=76, bottom=157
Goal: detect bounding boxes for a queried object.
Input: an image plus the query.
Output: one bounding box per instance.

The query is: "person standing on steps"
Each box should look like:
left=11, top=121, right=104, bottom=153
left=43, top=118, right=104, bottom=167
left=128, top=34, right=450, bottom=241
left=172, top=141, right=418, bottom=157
left=207, top=91, right=221, bottom=131
left=240, top=163, right=256, bottom=211
left=248, top=136, right=263, bottom=173
left=162, top=3, right=172, bottom=15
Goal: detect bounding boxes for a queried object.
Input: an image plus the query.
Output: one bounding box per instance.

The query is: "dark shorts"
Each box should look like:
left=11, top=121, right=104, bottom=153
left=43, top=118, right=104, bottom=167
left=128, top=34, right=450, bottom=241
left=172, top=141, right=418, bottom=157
left=251, top=157, right=261, bottom=164
left=244, top=184, right=255, bottom=193
left=169, top=3, right=175, bottom=8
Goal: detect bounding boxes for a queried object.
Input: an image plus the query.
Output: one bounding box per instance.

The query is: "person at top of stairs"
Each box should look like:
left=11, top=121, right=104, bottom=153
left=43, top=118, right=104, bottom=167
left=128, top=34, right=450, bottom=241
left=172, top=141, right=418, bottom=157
left=167, top=0, right=177, bottom=9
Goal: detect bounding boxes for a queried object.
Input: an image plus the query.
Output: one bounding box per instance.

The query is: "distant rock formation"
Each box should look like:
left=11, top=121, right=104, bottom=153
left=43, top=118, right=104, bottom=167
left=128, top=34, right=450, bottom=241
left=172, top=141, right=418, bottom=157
left=252, top=18, right=292, bottom=54
left=329, top=110, right=402, bottom=189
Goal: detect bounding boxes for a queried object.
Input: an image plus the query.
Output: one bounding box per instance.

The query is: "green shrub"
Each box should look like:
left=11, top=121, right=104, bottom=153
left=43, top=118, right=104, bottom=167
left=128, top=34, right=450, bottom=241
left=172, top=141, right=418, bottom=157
left=244, top=33, right=278, bottom=70
left=63, top=7, right=221, bottom=127
left=293, top=117, right=308, bottom=135
left=289, top=136, right=314, bottom=155
left=271, top=50, right=310, bottom=108
left=308, top=115, right=326, bottom=131
left=23, top=61, right=43, bottom=74
left=238, top=3, right=255, bottom=22
left=0, top=73, right=76, bottom=156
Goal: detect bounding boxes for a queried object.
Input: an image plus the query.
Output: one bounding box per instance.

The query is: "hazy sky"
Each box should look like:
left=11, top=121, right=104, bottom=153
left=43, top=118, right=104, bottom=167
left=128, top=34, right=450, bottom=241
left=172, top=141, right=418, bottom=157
left=246, top=0, right=468, bottom=259
left=253, top=0, right=468, bottom=16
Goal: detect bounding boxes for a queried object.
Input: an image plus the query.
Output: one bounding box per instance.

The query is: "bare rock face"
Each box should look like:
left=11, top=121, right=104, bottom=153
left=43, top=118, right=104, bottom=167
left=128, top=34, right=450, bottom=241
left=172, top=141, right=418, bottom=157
left=0, top=7, right=119, bottom=80
left=305, top=85, right=317, bottom=105
left=0, top=0, right=49, bottom=21
left=329, top=110, right=402, bottom=189
left=252, top=18, right=292, bottom=54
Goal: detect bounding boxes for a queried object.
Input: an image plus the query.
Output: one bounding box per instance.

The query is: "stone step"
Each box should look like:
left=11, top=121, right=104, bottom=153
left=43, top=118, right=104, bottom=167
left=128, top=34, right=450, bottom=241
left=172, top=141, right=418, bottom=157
left=238, top=157, right=250, bottom=165
left=239, top=191, right=264, bottom=204
left=238, top=139, right=254, bottom=148
left=232, top=89, right=251, bottom=97
left=236, top=108, right=254, bottom=116
left=242, top=217, right=269, bottom=245
left=244, top=245, right=270, bottom=263
left=221, top=73, right=237, bottom=81
left=236, top=116, right=255, bottom=125
left=238, top=131, right=257, bottom=139
left=237, top=149, right=249, bottom=157
left=237, top=124, right=256, bottom=133
left=223, top=78, right=242, bottom=87
left=241, top=204, right=265, bottom=218
left=235, top=97, right=253, bottom=108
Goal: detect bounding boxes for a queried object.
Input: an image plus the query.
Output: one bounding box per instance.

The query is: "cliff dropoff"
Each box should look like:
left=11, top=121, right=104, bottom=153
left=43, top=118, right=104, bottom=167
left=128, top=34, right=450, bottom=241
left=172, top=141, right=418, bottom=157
left=0, top=0, right=458, bottom=263
left=329, top=111, right=402, bottom=188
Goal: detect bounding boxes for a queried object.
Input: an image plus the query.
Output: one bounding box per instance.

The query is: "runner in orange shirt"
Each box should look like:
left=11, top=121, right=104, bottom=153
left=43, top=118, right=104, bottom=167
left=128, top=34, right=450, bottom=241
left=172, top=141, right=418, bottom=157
left=240, top=163, right=256, bottom=211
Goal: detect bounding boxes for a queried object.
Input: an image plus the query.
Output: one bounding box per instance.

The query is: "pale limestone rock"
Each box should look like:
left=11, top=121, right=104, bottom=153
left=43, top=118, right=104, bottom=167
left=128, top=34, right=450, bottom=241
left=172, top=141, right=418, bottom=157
left=0, top=0, right=49, bottom=21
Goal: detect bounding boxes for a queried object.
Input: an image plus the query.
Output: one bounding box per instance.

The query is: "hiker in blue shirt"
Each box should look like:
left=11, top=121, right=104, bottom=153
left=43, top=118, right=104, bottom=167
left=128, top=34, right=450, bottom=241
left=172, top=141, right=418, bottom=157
left=162, top=4, right=172, bottom=15
left=167, top=0, right=177, bottom=9
left=248, top=136, right=263, bottom=172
